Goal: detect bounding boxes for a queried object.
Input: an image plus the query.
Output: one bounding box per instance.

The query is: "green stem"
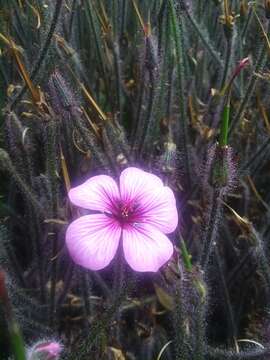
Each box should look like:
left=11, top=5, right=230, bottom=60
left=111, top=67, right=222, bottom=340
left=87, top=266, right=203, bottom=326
left=174, top=284, right=188, bottom=360
left=9, top=323, right=27, bottom=360
left=194, top=300, right=205, bottom=360
left=179, top=233, right=192, bottom=271
left=200, top=190, right=222, bottom=270
left=215, top=248, right=238, bottom=345
left=219, top=94, right=230, bottom=147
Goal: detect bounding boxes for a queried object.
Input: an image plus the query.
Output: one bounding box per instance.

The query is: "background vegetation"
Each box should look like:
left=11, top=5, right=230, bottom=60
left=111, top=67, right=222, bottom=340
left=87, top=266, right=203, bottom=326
left=1, top=0, right=270, bottom=359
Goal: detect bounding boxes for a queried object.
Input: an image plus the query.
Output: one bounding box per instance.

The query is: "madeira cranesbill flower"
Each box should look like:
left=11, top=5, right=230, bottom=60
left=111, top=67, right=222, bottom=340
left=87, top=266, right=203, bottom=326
left=65, top=167, right=178, bottom=272
left=27, top=341, right=62, bottom=360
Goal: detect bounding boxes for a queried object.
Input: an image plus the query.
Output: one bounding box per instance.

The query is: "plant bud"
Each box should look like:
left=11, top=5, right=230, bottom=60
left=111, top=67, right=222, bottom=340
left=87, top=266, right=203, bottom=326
left=160, top=142, right=177, bottom=174
left=204, top=143, right=237, bottom=194
left=230, top=57, right=249, bottom=82
left=211, top=147, right=229, bottom=188
left=47, top=71, right=76, bottom=116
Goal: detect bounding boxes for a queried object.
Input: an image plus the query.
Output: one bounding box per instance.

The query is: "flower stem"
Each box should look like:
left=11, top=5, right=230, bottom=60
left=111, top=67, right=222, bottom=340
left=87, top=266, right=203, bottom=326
left=179, top=233, right=192, bottom=272
left=219, top=94, right=230, bottom=147
left=174, top=284, right=188, bottom=360
left=194, top=299, right=206, bottom=360
left=200, top=190, right=222, bottom=270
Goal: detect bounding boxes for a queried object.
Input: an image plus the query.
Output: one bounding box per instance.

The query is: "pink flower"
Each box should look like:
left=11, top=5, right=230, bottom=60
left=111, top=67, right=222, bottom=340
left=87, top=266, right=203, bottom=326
left=66, top=167, right=178, bottom=272
left=27, top=341, right=62, bottom=360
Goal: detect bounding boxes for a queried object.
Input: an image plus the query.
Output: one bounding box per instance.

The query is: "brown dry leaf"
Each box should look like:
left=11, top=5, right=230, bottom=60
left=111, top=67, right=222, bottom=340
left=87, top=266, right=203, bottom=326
left=108, top=347, right=126, bottom=360
left=60, top=147, right=71, bottom=193
left=10, top=40, right=40, bottom=103
left=222, top=200, right=252, bottom=234
left=26, top=1, right=41, bottom=29
left=0, top=32, right=23, bottom=53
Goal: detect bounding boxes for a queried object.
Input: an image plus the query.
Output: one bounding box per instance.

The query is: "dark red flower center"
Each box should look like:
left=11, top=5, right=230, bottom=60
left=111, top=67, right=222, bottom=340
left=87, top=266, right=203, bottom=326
left=112, top=200, right=141, bottom=224
left=121, top=203, right=134, bottom=218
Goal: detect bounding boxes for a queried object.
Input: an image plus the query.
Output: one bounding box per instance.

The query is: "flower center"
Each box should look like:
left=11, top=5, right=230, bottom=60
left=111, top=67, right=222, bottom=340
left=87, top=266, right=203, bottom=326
left=112, top=200, right=140, bottom=224
left=120, top=203, right=134, bottom=219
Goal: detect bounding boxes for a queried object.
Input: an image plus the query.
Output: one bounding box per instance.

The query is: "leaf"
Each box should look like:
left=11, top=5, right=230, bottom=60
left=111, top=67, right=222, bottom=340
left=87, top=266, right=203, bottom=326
left=9, top=39, right=40, bottom=104
left=108, top=347, right=126, bottom=360
left=157, top=340, right=173, bottom=360
left=26, top=1, right=41, bottom=29
left=154, top=283, right=174, bottom=311
left=60, top=147, right=71, bottom=193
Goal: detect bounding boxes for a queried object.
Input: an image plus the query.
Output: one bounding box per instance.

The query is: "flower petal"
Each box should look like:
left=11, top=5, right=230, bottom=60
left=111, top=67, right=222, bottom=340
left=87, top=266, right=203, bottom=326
left=120, top=167, right=178, bottom=233
left=65, top=214, right=121, bottom=270
left=119, top=167, right=163, bottom=203
left=122, top=223, right=173, bottom=272
left=138, top=186, right=178, bottom=234
left=69, top=175, right=120, bottom=212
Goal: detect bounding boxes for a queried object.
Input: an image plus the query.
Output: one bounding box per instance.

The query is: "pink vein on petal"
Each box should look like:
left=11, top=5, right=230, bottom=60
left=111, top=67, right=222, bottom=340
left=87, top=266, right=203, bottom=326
left=66, top=214, right=121, bottom=270
left=119, top=167, right=163, bottom=204
left=136, top=186, right=178, bottom=233
left=68, top=175, right=120, bottom=213
left=122, top=223, right=174, bottom=272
